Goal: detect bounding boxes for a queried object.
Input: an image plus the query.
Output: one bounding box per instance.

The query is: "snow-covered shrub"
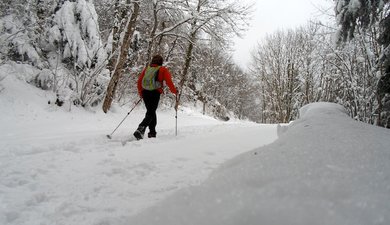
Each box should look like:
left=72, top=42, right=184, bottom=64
left=34, top=69, right=53, bottom=90
left=0, top=15, right=41, bottom=66
left=207, top=99, right=230, bottom=121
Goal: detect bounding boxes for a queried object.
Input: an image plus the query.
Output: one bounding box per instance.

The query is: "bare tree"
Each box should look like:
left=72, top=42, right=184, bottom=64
left=177, top=0, right=251, bottom=104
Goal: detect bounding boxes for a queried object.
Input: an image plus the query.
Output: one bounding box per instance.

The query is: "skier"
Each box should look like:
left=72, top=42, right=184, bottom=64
left=133, top=55, right=178, bottom=140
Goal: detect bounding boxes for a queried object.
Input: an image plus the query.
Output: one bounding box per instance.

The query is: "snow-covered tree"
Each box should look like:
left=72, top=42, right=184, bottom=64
left=101, top=1, right=140, bottom=112
left=48, top=0, right=106, bottom=70
left=1, top=0, right=108, bottom=107
left=100, top=0, right=252, bottom=117
left=335, top=0, right=390, bottom=128
left=251, top=29, right=304, bottom=123
left=1, top=0, right=254, bottom=120
left=176, top=0, right=251, bottom=105
left=0, top=0, right=48, bottom=67
left=188, top=42, right=255, bottom=121
left=46, top=0, right=107, bottom=107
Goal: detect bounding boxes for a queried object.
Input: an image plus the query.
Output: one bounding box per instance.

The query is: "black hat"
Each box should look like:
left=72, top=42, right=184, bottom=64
left=150, top=55, right=163, bottom=66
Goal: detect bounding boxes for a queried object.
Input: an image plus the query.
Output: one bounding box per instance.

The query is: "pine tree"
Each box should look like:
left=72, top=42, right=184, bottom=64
left=44, top=0, right=107, bottom=106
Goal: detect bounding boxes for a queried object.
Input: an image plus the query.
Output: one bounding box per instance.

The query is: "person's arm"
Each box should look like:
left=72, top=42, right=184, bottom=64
left=162, top=67, right=177, bottom=94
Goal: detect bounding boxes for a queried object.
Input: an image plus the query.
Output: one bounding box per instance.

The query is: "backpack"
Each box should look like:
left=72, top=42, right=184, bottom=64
left=142, top=66, right=161, bottom=90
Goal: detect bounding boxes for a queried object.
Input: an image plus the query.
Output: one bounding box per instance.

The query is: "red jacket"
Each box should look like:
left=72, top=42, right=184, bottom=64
left=137, top=64, right=177, bottom=97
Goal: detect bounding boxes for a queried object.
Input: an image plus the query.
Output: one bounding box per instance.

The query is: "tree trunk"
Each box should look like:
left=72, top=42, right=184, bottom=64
left=106, top=0, right=129, bottom=73
left=102, top=2, right=140, bottom=113
left=145, top=2, right=159, bottom=64
left=176, top=1, right=202, bottom=103
left=177, top=35, right=195, bottom=103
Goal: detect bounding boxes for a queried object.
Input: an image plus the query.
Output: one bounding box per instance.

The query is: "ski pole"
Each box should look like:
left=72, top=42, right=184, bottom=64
left=175, top=107, right=178, bottom=136
left=106, top=98, right=142, bottom=139
left=175, top=93, right=179, bottom=136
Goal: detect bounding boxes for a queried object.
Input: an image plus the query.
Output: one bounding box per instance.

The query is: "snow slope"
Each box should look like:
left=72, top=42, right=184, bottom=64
left=129, top=102, right=390, bottom=225
left=0, top=67, right=278, bottom=225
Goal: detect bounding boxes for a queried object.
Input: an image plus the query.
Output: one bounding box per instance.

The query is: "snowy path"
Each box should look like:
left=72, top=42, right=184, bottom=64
left=0, top=110, right=277, bottom=225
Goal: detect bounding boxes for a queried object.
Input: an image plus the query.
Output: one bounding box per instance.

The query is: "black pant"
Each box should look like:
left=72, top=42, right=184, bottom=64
left=138, top=90, right=160, bottom=133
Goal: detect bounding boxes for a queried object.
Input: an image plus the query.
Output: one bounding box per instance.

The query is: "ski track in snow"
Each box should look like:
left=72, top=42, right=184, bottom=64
left=0, top=117, right=277, bottom=225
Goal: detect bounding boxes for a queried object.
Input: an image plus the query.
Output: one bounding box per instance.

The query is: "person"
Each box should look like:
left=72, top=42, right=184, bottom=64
left=133, top=55, right=178, bottom=140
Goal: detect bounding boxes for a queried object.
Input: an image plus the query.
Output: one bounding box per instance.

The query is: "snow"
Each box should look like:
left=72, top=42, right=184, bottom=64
left=1, top=64, right=390, bottom=225
left=128, top=102, right=390, bottom=225
left=0, top=65, right=277, bottom=225
left=348, top=0, right=362, bottom=14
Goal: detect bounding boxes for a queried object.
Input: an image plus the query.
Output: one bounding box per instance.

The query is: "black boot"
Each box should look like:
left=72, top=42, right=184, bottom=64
left=133, top=126, right=145, bottom=140
left=148, top=132, right=157, bottom=138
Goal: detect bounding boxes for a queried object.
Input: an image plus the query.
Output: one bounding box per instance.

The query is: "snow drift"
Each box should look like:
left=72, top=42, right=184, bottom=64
left=129, top=102, right=390, bottom=225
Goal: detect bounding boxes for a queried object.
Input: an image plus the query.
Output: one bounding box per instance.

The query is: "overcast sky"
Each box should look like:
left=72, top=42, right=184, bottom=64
left=232, top=0, right=333, bottom=69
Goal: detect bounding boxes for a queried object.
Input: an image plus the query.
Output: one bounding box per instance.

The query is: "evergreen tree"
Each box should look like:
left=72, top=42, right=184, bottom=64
left=46, top=0, right=107, bottom=107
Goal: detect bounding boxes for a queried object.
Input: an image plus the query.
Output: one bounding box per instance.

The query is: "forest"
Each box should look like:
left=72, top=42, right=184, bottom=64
left=0, top=0, right=389, bottom=128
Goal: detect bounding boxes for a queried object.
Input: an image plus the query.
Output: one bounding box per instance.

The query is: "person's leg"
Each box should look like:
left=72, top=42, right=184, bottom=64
left=148, top=92, right=160, bottom=137
left=138, top=91, right=153, bottom=127
left=134, top=91, right=151, bottom=139
left=134, top=90, right=160, bottom=139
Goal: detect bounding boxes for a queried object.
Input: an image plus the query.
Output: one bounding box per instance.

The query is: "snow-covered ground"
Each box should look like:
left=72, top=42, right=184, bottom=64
left=0, top=71, right=277, bottom=225
left=129, top=103, right=390, bottom=225
left=1, top=67, right=390, bottom=225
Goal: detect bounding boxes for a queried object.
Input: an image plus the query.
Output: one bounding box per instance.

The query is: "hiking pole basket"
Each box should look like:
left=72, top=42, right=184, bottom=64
left=106, top=98, right=142, bottom=139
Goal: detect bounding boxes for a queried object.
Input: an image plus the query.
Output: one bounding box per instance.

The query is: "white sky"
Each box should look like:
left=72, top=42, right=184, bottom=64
left=232, top=0, right=333, bottom=69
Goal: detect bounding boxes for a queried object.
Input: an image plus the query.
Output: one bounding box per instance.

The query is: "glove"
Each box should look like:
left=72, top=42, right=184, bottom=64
left=173, top=90, right=179, bottom=111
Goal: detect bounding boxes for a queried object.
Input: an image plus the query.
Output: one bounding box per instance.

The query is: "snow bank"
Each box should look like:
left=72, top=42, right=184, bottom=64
left=129, top=102, right=390, bottom=225
left=299, top=101, right=348, bottom=118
